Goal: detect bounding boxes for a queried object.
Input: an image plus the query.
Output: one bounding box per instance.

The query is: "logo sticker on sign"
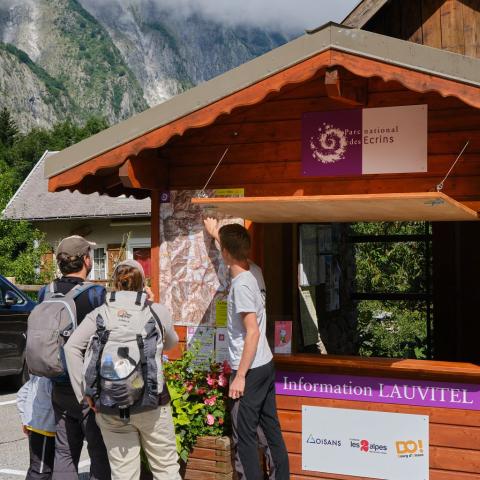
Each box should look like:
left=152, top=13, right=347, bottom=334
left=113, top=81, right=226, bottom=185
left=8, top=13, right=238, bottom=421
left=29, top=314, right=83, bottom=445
left=302, top=406, right=429, bottom=480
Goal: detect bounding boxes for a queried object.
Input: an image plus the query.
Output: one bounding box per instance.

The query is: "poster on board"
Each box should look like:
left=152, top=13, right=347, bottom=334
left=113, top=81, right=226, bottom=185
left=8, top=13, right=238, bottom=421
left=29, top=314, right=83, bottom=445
left=274, top=321, right=292, bottom=354
left=302, top=406, right=429, bottom=480
left=187, top=326, right=215, bottom=368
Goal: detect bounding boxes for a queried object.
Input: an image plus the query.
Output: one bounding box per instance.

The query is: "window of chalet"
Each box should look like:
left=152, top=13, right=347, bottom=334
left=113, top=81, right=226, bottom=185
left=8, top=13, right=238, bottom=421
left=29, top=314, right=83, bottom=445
left=297, top=222, right=432, bottom=360
left=91, top=247, right=107, bottom=281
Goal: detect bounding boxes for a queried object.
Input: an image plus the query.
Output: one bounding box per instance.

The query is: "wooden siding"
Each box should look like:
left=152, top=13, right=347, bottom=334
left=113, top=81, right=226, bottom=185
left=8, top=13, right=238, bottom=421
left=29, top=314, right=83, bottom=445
left=276, top=394, right=480, bottom=479
left=365, top=0, right=480, bottom=58
left=162, top=75, right=480, bottom=203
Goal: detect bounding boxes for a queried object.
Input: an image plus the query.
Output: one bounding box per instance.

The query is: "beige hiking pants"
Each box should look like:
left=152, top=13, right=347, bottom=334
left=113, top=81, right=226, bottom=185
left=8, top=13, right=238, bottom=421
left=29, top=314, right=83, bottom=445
left=96, top=405, right=181, bottom=480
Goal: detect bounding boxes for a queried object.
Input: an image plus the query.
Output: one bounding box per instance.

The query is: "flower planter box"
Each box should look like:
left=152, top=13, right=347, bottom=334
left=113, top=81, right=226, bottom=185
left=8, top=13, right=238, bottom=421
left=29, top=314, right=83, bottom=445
left=183, top=436, right=236, bottom=480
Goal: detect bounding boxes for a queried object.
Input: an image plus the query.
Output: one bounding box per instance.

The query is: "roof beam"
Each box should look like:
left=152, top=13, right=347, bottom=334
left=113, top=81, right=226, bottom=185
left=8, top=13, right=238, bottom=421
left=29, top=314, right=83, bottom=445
left=325, top=67, right=368, bottom=106
left=118, top=150, right=168, bottom=190
left=342, top=0, right=389, bottom=28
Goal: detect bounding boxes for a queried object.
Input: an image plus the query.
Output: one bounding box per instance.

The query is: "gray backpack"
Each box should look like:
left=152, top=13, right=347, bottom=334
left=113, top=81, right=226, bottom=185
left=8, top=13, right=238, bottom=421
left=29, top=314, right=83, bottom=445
left=26, top=282, right=94, bottom=379
left=83, top=291, right=165, bottom=419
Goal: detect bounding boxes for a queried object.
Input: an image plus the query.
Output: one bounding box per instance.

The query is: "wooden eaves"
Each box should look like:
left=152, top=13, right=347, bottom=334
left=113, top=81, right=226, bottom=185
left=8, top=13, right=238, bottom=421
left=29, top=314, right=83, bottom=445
left=44, top=23, right=480, bottom=197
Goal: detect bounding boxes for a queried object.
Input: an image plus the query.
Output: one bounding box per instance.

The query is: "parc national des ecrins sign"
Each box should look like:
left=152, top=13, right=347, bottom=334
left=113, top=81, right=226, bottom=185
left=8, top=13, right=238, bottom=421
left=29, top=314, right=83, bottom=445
left=302, top=105, right=427, bottom=177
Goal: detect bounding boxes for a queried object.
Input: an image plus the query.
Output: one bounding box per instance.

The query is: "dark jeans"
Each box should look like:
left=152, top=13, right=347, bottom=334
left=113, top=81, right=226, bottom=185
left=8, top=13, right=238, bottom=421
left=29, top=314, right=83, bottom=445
left=26, top=431, right=55, bottom=480
left=230, top=361, right=290, bottom=480
left=52, top=384, right=111, bottom=480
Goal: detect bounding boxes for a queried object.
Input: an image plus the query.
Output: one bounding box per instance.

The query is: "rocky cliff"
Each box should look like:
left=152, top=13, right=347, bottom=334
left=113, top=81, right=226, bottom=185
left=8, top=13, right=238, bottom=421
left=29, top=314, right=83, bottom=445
left=0, top=0, right=290, bottom=131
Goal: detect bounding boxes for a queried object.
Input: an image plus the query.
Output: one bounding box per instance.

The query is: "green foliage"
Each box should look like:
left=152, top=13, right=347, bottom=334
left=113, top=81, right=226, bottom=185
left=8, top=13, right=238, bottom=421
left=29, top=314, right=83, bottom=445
left=0, top=107, right=18, bottom=147
left=163, top=344, right=231, bottom=463
left=357, top=300, right=428, bottom=359
left=351, top=222, right=431, bottom=359
left=3, top=116, right=108, bottom=186
left=0, top=108, right=108, bottom=283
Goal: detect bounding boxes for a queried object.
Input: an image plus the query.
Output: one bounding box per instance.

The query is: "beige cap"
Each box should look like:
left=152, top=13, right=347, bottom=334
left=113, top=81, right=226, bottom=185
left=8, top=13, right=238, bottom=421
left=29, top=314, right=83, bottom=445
left=113, top=259, right=145, bottom=282
left=56, top=235, right=96, bottom=257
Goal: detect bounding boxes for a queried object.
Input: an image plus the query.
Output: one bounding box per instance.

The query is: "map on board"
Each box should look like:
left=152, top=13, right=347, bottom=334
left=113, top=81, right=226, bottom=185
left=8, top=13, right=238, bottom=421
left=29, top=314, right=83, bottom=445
left=159, top=190, right=243, bottom=326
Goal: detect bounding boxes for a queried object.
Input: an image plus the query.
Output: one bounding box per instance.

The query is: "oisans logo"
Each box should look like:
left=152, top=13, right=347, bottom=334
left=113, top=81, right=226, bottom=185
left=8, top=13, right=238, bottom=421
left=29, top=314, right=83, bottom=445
left=350, top=438, right=388, bottom=454
left=396, top=440, right=425, bottom=458
left=306, top=434, right=341, bottom=447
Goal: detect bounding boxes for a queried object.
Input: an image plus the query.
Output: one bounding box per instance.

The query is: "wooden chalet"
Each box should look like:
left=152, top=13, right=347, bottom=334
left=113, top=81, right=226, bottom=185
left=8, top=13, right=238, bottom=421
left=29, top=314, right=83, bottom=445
left=44, top=1, right=480, bottom=478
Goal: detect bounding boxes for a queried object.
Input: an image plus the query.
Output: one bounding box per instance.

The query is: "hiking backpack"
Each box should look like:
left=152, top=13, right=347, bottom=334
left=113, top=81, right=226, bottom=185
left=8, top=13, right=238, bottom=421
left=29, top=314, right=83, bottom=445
left=83, top=291, right=165, bottom=418
left=26, top=282, right=96, bottom=378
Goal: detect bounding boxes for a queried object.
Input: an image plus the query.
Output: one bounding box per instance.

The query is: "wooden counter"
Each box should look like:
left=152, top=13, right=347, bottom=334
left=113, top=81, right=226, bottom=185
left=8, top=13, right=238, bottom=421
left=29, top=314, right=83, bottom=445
left=274, top=353, right=480, bottom=383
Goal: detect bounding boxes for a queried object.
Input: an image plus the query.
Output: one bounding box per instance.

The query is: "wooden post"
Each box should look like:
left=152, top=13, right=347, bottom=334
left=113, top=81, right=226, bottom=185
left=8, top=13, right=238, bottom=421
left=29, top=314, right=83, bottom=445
left=245, top=221, right=264, bottom=269
left=150, top=190, right=160, bottom=302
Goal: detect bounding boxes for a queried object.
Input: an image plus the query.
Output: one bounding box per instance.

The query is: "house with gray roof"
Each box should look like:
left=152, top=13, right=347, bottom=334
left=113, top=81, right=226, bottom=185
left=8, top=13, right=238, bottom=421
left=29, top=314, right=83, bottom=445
left=3, top=151, right=152, bottom=281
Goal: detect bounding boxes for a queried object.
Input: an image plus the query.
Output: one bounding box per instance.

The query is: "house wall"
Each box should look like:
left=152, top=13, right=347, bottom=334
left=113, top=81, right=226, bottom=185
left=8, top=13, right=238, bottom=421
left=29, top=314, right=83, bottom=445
left=34, top=217, right=151, bottom=280
left=158, top=73, right=480, bottom=478
left=162, top=74, right=480, bottom=203
left=364, top=0, right=480, bottom=58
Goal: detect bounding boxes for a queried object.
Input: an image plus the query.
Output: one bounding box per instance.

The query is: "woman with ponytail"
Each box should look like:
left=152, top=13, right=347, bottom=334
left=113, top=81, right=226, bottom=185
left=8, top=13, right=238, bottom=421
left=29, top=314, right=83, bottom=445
left=65, top=259, right=181, bottom=480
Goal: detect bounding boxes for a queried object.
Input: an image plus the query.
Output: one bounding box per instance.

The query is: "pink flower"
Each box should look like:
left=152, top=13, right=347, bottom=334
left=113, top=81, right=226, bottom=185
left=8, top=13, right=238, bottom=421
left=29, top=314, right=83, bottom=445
left=207, top=374, right=217, bottom=387
left=222, top=360, right=232, bottom=375
left=185, top=382, right=195, bottom=392
left=204, top=396, right=217, bottom=406
left=196, top=388, right=206, bottom=395
left=206, top=414, right=215, bottom=425
left=218, top=373, right=227, bottom=387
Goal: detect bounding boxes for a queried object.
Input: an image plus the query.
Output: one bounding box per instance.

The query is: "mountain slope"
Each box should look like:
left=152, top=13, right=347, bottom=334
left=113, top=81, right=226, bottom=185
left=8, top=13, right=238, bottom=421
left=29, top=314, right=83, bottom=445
left=0, top=43, right=69, bottom=131
left=0, top=0, right=147, bottom=130
left=0, top=0, right=291, bottom=130
left=80, top=1, right=290, bottom=106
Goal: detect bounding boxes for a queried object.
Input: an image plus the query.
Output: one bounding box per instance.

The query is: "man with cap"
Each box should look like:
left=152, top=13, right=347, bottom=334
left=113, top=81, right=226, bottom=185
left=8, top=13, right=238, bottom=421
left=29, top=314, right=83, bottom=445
left=37, top=235, right=111, bottom=480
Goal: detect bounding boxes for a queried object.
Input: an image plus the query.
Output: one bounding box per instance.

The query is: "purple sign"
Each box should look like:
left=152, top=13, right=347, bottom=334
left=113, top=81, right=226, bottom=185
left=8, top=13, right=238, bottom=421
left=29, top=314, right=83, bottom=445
left=302, top=110, right=362, bottom=177
left=302, top=105, right=428, bottom=176
left=276, top=371, right=480, bottom=410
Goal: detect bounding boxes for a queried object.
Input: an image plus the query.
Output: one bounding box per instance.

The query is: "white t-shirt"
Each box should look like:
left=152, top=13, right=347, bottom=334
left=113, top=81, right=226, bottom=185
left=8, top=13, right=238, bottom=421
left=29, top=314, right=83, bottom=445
left=227, top=263, right=273, bottom=370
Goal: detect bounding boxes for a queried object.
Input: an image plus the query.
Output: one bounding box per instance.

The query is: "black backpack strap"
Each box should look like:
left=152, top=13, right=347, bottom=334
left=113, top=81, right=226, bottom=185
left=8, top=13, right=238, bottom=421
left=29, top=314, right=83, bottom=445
left=135, top=291, right=143, bottom=306
left=148, top=305, right=165, bottom=341
left=109, top=291, right=116, bottom=302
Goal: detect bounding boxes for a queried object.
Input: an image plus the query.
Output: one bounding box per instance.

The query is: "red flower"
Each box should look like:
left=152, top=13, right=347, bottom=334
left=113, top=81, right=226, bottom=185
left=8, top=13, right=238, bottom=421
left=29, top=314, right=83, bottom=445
left=218, top=418, right=224, bottom=425
left=207, top=374, right=217, bottom=387
left=204, top=396, right=217, bottom=406
left=196, top=388, right=206, bottom=395
left=222, top=360, right=232, bottom=375
left=206, top=414, right=215, bottom=425
left=218, top=373, right=228, bottom=387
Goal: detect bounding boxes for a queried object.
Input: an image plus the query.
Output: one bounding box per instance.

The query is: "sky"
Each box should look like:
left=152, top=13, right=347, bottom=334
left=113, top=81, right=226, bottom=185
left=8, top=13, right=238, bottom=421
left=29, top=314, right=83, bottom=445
left=0, top=1, right=362, bottom=33
left=146, top=0, right=362, bottom=32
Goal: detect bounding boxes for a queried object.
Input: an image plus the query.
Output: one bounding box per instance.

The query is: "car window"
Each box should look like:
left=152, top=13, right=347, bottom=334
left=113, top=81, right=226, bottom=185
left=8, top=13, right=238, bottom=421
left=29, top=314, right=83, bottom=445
left=0, top=278, right=25, bottom=305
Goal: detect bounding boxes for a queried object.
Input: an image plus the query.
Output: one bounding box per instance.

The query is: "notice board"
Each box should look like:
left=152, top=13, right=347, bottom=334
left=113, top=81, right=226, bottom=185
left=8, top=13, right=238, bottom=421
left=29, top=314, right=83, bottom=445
left=302, top=406, right=429, bottom=479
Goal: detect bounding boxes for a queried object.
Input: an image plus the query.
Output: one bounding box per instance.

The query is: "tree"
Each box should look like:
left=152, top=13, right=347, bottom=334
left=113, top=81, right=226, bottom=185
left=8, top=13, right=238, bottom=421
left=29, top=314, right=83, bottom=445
left=0, top=107, right=19, bottom=147
left=6, top=115, right=109, bottom=189
left=0, top=115, right=109, bottom=284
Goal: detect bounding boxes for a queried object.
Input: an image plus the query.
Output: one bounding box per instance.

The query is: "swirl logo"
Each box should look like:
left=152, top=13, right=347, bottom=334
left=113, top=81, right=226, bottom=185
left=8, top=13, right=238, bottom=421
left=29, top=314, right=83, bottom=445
left=310, top=123, right=348, bottom=164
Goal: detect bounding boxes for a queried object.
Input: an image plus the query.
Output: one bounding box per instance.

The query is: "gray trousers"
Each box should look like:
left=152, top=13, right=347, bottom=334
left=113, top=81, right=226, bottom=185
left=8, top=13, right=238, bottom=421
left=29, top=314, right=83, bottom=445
left=52, top=384, right=111, bottom=480
left=230, top=361, right=290, bottom=480
left=26, top=431, right=55, bottom=480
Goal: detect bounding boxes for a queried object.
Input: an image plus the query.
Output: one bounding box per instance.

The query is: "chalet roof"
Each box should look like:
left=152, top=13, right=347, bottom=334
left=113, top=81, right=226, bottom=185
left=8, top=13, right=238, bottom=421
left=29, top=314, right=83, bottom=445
left=45, top=23, right=480, bottom=192
left=3, top=151, right=151, bottom=221
left=341, top=0, right=389, bottom=28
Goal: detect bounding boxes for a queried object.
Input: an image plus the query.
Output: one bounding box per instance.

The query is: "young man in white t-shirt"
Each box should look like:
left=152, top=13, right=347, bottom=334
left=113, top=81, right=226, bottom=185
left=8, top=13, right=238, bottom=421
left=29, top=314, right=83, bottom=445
left=204, top=219, right=289, bottom=480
